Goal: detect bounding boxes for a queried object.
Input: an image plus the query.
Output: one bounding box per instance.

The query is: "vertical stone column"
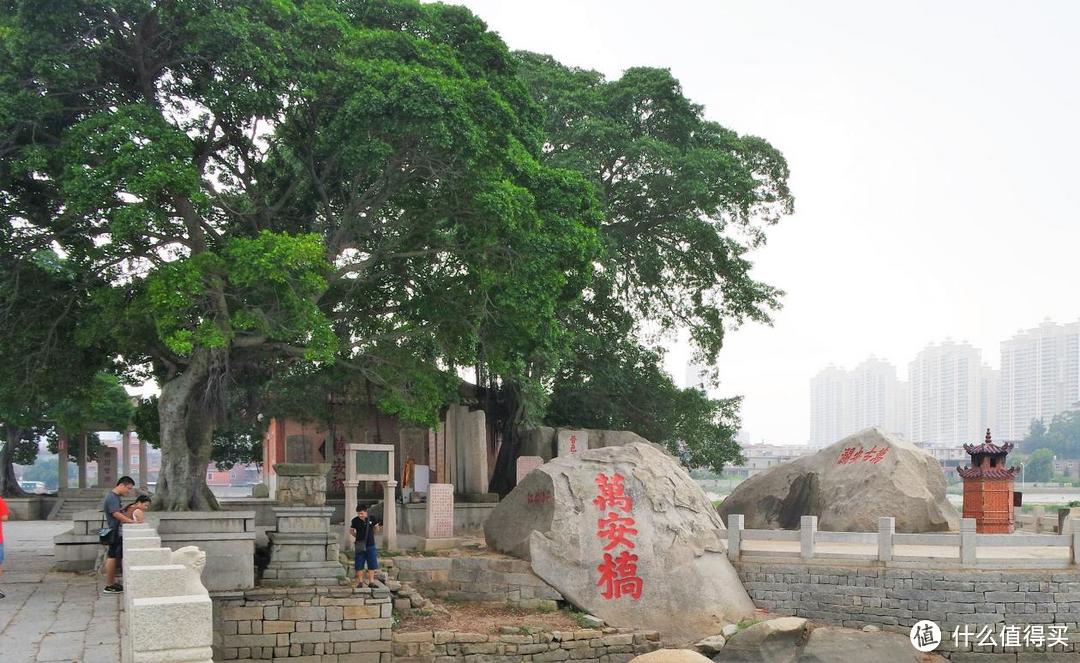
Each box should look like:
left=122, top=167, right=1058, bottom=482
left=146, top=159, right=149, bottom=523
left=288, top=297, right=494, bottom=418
left=463, top=409, right=488, bottom=495
left=727, top=514, right=743, bottom=561
left=800, top=515, right=817, bottom=560
left=138, top=435, right=148, bottom=490
left=58, top=432, right=69, bottom=491
left=383, top=480, right=397, bottom=551
left=345, top=481, right=358, bottom=544
left=960, top=517, right=977, bottom=565
left=878, top=517, right=894, bottom=562
left=78, top=433, right=88, bottom=489
left=122, top=428, right=132, bottom=478
left=98, top=446, right=118, bottom=488
left=1071, top=518, right=1080, bottom=566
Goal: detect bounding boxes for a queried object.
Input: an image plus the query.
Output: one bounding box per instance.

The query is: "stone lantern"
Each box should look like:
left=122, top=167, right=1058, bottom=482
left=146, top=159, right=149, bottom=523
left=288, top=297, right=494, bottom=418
left=957, top=429, right=1018, bottom=533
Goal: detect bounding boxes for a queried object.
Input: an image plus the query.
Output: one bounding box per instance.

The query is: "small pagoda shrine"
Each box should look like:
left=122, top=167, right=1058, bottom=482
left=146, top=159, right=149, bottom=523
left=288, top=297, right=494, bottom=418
left=957, top=429, right=1019, bottom=533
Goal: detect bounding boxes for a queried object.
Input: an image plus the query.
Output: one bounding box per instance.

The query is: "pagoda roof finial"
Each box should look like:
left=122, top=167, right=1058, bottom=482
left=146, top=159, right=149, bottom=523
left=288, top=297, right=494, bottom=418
left=963, top=429, right=1014, bottom=457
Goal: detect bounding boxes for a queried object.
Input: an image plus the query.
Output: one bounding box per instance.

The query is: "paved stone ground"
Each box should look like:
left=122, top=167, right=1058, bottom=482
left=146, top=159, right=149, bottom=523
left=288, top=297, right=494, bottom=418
left=0, top=521, right=121, bottom=662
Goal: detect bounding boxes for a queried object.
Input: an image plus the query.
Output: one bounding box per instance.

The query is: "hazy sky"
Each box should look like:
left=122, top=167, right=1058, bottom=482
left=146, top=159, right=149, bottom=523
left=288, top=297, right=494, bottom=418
left=453, top=0, right=1080, bottom=444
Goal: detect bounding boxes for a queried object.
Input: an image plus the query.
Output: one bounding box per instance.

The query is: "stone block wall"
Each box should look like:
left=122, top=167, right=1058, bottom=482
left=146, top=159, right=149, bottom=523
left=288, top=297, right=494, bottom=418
left=391, top=627, right=661, bottom=663
left=388, top=555, right=563, bottom=608
left=213, top=585, right=393, bottom=661
left=735, top=561, right=1080, bottom=656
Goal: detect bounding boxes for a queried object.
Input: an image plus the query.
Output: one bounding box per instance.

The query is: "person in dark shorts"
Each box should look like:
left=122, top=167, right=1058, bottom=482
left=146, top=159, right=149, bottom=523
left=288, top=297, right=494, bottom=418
left=102, top=476, right=137, bottom=593
left=0, top=495, right=9, bottom=599
left=350, top=504, right=382, bottom=587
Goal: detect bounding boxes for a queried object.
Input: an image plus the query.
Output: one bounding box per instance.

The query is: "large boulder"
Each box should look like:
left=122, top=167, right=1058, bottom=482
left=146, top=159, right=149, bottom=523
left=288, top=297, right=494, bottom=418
left=715, top=617, right=808, bottom=663
left=485, top=441, right=755, bottom=643
left=717, top=428, right=958, bottom=532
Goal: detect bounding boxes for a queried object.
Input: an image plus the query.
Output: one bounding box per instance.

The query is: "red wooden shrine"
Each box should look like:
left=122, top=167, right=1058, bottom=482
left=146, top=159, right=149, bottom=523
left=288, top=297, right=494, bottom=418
left=958, top=429, right=1018, bottom=534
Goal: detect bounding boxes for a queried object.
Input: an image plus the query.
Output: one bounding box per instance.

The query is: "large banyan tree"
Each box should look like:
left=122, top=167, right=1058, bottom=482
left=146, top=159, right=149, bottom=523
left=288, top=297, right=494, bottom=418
left=0, top=0, right=599, bottom=509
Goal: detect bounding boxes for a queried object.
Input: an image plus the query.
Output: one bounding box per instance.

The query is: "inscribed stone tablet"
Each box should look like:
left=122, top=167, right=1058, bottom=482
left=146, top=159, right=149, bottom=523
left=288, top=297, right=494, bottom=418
left=557, top=430, right=588, bottom=457
left=286, top=435, right=313, bottom=463
left=98, top=446, right=118, bottom=487
left=427, top=483, right=454, bottom=538
left=516, top=456, right=543, bottom=484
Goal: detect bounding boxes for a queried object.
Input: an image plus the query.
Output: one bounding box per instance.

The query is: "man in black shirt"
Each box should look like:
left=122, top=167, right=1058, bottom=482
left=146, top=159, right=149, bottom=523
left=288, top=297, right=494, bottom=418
left=350, top=504, right=382, bottom=587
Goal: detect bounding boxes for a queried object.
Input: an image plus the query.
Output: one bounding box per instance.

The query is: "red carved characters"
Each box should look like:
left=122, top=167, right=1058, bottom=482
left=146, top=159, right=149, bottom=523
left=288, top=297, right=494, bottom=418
left=836, top=446, right=889, bottom=465
left=593, top=472, right=643, bottom=600
left=597, top=513, right=638, bottom=550
left=593, top=474, right=633, bottom=512
left=597, top=550, right=643, bottom=600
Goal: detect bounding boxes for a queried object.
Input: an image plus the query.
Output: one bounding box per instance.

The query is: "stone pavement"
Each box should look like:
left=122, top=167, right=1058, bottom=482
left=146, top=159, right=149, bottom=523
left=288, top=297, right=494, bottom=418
left=0, top=520, right=121, bottom=662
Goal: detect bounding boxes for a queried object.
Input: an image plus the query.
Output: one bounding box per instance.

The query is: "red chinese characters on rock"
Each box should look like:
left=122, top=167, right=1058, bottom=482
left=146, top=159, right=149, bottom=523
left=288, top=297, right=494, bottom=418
left=569, top=435, right=578, bottom=454
left=527, top=490, right=553, bottom=505
left=593, top=472, right=643, bottom=600
left=836, top=445, right=889, bottom=465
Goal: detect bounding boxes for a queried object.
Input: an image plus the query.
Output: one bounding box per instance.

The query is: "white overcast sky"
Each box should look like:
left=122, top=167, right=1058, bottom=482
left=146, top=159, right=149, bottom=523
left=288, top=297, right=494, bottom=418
left=452, top=0, right=1080, bottom=445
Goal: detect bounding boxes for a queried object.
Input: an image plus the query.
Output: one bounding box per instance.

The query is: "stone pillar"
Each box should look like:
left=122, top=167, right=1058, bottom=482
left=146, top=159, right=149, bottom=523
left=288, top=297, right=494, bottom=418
left=138, top=435, right=148, bottom=490
left=1072, top=519, right=1080, bottom=566
left=726, top=514, right=743, bottom=561
left=800, top=515, right=817, bottom=560
left=462, top=409, right=489, bottom=495
left=98, top=446, right=118, bottom=488
left=122, top=428, right=132, bottom=478
left=960, top=517, right=977, bottom=566
left=78, top=433, right=88, bottom=489
left=878, top=517, right=894, bottom=562
left=58, top=432, right=69, bottom=491
left=384, top=480, right=397, bottom=552
left=262, top=506, right=343, bottom=586
left=344, top=481, right=358, bottom=543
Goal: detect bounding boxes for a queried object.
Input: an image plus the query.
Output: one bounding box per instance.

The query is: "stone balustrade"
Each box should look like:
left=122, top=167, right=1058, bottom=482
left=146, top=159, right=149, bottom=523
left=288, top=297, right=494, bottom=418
left=121, top=521, right=214, bottom=663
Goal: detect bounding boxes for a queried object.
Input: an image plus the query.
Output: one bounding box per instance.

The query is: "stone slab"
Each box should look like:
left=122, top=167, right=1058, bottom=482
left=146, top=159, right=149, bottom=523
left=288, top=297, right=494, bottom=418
left=556, top=430, right=587, bottom=458
left=427, top=484, right=454, bottom=539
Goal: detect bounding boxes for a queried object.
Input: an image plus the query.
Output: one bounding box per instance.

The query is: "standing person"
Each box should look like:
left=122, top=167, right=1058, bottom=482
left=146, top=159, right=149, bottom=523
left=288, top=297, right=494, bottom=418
left=102, top=476, right=137, bottom=593
left=349, top=504, right=382, bottom=588
left=0, top=495, right=9, bottom=599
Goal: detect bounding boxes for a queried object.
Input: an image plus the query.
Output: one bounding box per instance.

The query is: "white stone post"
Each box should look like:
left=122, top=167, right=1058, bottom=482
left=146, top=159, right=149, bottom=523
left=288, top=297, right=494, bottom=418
left=878, top=517, right=894, bottom=562
left=727, top=514, right=743, bottom=561
left=122, top=428, right=132, bottom=478
left=384, top=479, right=397, bottom=551
left=1072, top=519, right=1080, bottom=566
left=1034, top=505, right=1046, bottom=533
left=345, top=481, right=358, bottom=548
left=960, top=517, right=977, bottom=566
left=800, top=515, right=817, bottom=560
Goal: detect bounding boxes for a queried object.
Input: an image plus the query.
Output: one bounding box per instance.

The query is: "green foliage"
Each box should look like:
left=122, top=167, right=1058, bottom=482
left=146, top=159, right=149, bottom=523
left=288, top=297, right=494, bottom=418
left=513, top=52, right=789, bottom=473
left=49, top=373, right=133, bottom=438
left=1022, top=410, right=1080, bottom=459
left=1, top=0, right=600, bottom=507
left=516, top=52, right=793, bottom=368
left=1026, top=448, right=1055, bottom=483
left=133, top=395, right=261, bottom=470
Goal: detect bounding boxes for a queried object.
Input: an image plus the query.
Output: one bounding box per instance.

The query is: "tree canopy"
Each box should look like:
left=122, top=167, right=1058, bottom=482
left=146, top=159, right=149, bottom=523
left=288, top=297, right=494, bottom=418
left=1, top=0, right=599, bottom=508
left=1022, top=410, right=1080, bottom=460
left=508, top=53, right=791, bottom=476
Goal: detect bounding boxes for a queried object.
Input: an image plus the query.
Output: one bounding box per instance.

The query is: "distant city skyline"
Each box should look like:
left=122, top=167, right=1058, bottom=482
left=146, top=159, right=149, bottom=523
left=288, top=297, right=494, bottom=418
left=808, top=318, right=1080, bottom=447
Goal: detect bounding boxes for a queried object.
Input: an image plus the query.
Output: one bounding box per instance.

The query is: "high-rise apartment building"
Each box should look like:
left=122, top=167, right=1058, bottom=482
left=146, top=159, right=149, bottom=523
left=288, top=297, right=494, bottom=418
left=999, top=320, right=1080, bottom=440
left=909, top=341, right=998, bottom=446
left=809, top=358, right=908, bottom=447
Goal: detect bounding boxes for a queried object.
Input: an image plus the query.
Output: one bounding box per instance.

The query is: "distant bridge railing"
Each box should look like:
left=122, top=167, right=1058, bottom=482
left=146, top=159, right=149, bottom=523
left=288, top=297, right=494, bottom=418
left=725, top=514, right=1080, bottom=569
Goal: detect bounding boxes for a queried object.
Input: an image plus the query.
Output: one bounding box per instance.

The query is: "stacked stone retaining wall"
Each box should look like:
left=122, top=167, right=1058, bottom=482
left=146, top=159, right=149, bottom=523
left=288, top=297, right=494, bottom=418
left=736, top=561, right=1080, bottom=657
left=212, top=585, right=393, bottom=661
left=392, top=627, right=661, bottom=663
left=388, top=556, right=563, bottom=609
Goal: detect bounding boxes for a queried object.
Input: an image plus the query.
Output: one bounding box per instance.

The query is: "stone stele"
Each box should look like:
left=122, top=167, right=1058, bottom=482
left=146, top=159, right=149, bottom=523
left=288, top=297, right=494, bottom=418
left=717, top=427, right=959, bottom=533
left=484, top=441, right=754, bottom=644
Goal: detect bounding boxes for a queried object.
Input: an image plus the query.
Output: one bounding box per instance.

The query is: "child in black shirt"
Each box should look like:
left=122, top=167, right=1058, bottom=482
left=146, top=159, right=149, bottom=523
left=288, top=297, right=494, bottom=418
left=350, top=504, right=382, bottom=587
